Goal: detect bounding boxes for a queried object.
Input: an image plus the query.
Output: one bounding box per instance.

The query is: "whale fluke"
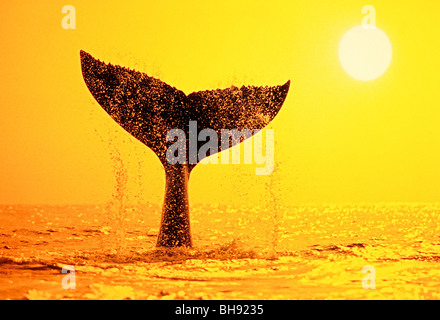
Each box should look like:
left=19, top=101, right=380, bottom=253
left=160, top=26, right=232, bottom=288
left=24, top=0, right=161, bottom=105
left=80, top=50, right=290, bottom=247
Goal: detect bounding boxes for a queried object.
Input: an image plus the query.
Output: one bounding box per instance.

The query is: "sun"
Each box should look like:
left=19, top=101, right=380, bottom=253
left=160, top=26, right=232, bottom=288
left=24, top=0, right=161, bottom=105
left=339, top=25, right=392, bottom=81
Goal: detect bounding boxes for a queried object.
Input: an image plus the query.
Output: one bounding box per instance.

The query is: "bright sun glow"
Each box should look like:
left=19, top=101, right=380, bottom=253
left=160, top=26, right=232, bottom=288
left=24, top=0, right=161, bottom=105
left=339, top=25, right=392, bottom=81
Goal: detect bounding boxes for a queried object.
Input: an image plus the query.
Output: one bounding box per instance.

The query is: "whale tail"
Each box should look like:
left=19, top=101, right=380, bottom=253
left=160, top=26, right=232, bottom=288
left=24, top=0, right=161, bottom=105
left=80, top=50, right=291, bottom=247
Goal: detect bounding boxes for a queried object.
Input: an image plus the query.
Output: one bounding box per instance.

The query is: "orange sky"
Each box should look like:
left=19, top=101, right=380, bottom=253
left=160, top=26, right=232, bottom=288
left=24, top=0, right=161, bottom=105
left=1, top=1, right=440, bottom=205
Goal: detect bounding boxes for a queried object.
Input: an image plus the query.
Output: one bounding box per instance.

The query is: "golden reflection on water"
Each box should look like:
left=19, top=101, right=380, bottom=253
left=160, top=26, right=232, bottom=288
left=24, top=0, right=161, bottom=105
left=1, top=203, right=439, bottom=300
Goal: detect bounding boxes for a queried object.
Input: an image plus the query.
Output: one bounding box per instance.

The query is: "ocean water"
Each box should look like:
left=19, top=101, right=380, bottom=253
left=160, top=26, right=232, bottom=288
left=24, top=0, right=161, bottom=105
left=0, top=203, right=440, bottom=300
